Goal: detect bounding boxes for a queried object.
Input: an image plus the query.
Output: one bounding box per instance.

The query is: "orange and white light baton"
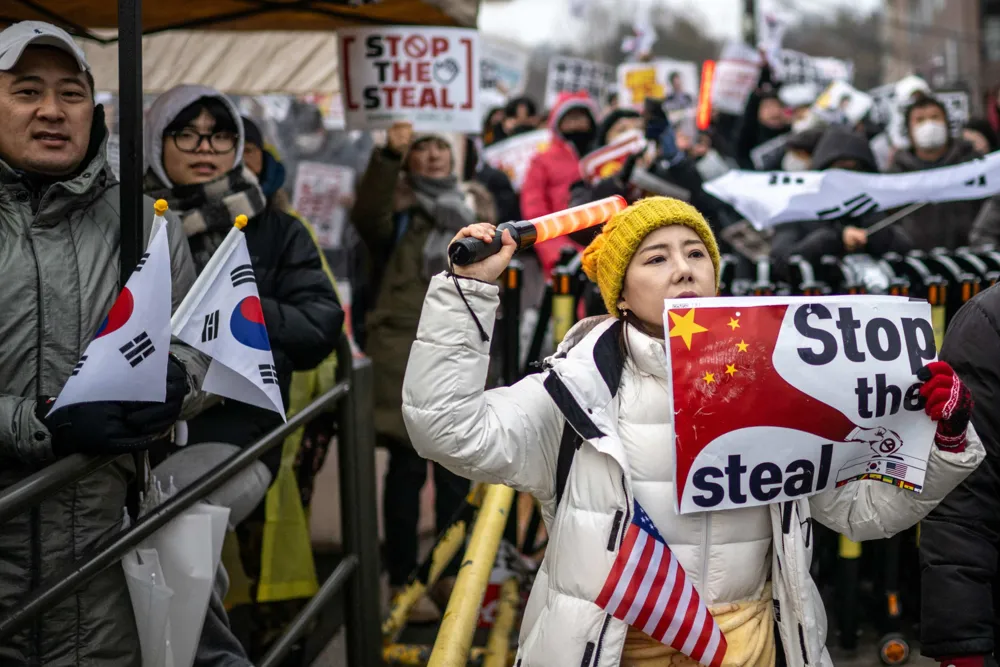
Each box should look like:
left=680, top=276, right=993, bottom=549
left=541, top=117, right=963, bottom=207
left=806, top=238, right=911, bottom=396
left=448, top=195, right=627, bottom=266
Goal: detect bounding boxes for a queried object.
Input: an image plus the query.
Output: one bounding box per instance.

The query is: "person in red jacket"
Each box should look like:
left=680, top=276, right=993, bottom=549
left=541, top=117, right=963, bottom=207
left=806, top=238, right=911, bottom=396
left=520, top=91, right=598, bottom=274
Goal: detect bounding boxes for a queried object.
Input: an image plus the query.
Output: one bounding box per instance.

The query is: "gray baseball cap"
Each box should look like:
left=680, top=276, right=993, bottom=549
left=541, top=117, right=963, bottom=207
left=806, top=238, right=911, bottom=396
left=0, top=21, right=89, bottom=72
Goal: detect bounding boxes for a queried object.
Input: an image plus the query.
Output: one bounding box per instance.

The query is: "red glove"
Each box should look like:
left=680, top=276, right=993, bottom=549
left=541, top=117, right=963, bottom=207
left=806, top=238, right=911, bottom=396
left=917, top=361, right=973, bottom=453
left=939, top=657, right=989, bottom=667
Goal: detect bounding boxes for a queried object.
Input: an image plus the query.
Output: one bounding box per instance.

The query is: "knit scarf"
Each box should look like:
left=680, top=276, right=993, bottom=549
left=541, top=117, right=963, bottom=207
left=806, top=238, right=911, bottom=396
left=145, top=166, right=267, bottom=272
left=408, top=173, right=475, bottom=278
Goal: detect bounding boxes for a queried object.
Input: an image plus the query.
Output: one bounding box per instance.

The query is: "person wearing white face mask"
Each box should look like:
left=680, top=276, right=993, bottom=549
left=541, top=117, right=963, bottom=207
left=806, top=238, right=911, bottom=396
left=888, top=94, right=986, bottom=250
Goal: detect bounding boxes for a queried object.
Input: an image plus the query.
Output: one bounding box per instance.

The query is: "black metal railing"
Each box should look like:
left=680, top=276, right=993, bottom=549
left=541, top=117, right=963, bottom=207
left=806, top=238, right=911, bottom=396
left=0, top=334, right=381, bottom=666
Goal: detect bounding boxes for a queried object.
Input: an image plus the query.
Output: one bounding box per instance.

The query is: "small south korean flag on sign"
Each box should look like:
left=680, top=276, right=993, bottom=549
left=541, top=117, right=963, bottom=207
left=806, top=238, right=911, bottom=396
left=173, top=232, right=285, bottom=417
left=50, top=223, right=173, bottom=413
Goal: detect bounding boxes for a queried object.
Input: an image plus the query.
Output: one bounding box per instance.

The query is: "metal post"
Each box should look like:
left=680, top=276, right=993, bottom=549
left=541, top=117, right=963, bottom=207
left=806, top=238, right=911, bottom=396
left=0, top=382, right=349, bottom=640
left=743, top=0, right=758, bottom=46
left=501, top=260, right=523, bottom=386
left=551, top=268, right=575, bottom=345
left=117, top=0, right=144, bottom=283
left=337, top=350, right=382, bottom=667
left=428, top=484, right=516, bottom=667
left=483, top=577, right=519, bottom=667
left=259, top=555, right=359, bottom=667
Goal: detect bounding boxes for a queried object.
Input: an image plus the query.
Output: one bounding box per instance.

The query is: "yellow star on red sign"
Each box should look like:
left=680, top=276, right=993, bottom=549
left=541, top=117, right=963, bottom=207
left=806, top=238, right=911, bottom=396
left=725, top=364, right=738, bottom=376
left=728, top=317, right=740, bottom=331
left=668, top=309, right=708, bottom=350
left=703, top=371, right=715, bottom=384
left=736, top=339, right=749, bottom=352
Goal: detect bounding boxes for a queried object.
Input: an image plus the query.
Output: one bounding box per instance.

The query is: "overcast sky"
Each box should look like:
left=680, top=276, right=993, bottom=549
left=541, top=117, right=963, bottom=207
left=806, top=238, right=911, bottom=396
left=478, top=0, right=883, bottom=46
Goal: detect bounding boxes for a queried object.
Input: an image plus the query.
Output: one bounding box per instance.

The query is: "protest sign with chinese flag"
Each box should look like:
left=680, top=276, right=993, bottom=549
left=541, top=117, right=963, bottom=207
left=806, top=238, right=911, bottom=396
left=665, top=296, right=938, bottom=514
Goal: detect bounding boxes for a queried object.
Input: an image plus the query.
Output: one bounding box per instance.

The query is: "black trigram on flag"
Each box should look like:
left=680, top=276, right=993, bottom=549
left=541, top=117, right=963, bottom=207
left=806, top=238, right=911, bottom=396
left=231, top=264, right=256, bottom=287
left=964, top=175, right=987, bottom=187
left=202, top=310, right=220, bottom=342
left=817, top=193, right=878, bottom=220
left=71, top=355, right=88, bottom=376
left=259, top=364, right=278, bottom=385
left=120, top=332, right=155, bottom=367
left=768, top=173, right=805, bottom=186
left=133, top=252, right=150, bottom=272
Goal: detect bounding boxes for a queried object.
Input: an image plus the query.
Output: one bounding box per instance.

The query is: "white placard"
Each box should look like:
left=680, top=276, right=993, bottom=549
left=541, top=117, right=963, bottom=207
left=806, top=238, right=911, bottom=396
left=338, top=26, right=480, bottom=132
left=291, top=162, right=356, bottom=250
left=543, top=56, right=615, bottom=109
left=666, top=297, right=937, bottom=514
left=712, top=41, right=762, bottom=115
left=480, top=38, right=529, bottom=103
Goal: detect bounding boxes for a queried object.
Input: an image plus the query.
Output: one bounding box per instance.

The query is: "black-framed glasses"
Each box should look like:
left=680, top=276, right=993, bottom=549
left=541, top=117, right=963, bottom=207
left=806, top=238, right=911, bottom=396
left=169, top=129, right=237, bottom=154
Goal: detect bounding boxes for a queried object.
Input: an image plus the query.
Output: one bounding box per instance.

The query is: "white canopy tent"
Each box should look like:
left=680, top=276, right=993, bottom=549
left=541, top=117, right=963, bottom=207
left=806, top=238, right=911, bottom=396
left=79, top=31, right=344, bottom=94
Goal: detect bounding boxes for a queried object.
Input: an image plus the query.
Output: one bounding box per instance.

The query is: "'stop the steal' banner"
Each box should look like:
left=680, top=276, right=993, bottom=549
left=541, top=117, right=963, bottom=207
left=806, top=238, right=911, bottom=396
left=339, top=26, right=479, bottom=133
left=704, top=150, right=1000, bottom=229
left=665, top=296, right=938, bottom=515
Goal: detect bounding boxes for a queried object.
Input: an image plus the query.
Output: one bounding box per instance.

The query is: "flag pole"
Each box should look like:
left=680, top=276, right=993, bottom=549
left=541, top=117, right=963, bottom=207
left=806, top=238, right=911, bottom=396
left=170, top=215, right=249, bottom=334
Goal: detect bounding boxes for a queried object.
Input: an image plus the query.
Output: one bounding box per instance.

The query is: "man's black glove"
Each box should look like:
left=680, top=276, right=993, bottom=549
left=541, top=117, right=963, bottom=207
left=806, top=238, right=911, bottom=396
left=38, top=355, right=190, bottom=456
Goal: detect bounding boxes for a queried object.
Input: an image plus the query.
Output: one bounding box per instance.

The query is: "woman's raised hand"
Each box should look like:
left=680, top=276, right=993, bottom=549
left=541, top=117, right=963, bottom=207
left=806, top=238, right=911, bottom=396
left=449, top=223, right=517, bottom=283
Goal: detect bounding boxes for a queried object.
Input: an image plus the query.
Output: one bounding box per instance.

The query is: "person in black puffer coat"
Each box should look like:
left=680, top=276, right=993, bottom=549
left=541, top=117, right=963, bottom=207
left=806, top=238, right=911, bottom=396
left=920, top=285, right=1000, bottom=667
left=144, top=87, right=343, bottom=473
left=769, top=125, right=913, bottom=282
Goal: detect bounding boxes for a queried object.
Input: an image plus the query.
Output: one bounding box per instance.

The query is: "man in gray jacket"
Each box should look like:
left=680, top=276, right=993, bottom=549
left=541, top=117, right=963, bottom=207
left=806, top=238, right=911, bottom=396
left=0, top=21, right=209, bottom=666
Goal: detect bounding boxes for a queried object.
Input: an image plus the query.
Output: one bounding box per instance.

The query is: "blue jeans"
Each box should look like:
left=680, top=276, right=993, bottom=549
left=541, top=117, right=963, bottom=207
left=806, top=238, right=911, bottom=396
left=152, top=443, right=273, bottom=667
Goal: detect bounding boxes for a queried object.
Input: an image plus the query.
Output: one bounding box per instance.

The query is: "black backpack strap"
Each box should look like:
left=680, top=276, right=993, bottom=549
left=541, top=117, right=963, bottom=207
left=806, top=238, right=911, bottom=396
left=555, top=422, right=582, bottom=507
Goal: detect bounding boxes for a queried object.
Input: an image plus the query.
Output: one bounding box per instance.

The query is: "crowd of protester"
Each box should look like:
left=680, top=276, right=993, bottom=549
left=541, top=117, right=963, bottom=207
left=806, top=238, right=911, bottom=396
left=5, top=16, right=1000, bottom=667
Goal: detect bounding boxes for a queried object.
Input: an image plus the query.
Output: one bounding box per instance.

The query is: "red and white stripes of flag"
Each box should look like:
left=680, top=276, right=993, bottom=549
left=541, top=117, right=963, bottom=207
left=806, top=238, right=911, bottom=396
left=595, top=501, right=727, bottom=667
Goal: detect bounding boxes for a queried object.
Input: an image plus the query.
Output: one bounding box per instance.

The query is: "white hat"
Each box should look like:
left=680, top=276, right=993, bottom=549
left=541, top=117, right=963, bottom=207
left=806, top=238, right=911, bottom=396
left=0, top=21, right=89, bottom=72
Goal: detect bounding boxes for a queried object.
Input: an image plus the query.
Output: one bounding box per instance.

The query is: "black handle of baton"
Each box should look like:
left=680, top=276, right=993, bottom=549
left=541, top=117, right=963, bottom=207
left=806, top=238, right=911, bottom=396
left=448, top=221, right=526, bottom=266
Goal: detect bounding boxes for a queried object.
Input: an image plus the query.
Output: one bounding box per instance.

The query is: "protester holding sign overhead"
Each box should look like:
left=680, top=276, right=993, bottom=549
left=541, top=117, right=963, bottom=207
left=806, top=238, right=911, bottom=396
left=888, top=94, right=987, bottom=250
left=402, top=196, right=982, bottom=667
left=350, top=120, right=472, bottom=622
left=736, top=58, right=789, bottom=170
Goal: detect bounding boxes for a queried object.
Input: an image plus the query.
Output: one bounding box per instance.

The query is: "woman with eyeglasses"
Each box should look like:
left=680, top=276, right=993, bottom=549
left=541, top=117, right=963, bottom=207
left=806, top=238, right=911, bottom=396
left=142, top=85, right=343, bottom=666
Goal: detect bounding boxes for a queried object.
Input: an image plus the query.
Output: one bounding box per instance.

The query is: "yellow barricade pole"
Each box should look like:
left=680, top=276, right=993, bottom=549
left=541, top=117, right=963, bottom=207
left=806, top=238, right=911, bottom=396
left=483, top=577, right=520, bottom=667
left=383, top=485, right=486, bottom=643
left=428, top=484, right=515, bottom=667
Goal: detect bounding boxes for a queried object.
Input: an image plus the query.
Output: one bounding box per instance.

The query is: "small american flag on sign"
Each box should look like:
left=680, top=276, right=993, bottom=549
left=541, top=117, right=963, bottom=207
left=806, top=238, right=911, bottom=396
left=596, top=500, right=727, bottom=667
left=886, top=460, right=908, bottom=476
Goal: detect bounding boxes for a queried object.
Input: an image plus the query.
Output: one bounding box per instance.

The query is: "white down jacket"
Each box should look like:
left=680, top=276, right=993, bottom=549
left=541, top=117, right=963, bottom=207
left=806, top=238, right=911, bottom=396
left=402, top=274, right=984, bottom=667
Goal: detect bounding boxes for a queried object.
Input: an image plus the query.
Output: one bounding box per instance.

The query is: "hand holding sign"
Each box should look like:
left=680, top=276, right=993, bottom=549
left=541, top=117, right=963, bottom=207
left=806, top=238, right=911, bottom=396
left=387, top=121, right=414, bottom=155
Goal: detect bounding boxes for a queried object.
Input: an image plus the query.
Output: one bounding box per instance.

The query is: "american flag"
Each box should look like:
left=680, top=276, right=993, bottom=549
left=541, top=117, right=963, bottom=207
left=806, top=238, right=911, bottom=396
left=886, top=460, right=909, bottom=477
left=595, top=500, right=727, bottom=667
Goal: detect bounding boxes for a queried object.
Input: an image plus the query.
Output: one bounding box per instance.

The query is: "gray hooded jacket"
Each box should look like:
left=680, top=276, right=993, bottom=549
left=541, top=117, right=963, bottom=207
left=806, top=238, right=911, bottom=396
left=0, top=121, right=210, bottom=666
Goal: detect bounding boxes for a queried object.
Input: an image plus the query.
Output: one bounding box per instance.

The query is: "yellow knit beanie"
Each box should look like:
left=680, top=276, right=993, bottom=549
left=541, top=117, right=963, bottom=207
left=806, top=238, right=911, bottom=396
left=581, top=196, right=721, bottom=317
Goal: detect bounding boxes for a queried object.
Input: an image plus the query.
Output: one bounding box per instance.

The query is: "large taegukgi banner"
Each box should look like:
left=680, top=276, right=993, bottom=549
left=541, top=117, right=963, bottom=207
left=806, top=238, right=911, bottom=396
left=665, top=296, right=938, bottom=515
left=703, top=150, right=1000, bottom=229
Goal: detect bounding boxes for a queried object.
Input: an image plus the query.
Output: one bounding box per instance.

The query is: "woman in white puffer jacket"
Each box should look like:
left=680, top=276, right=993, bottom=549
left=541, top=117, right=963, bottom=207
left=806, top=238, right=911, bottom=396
left=401, top=197, right=983, bottom=667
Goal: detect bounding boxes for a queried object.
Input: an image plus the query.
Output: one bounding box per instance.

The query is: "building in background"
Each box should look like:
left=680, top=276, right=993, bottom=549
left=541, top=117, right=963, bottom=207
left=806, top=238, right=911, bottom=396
left=882, top=0, right=1000, bottom=113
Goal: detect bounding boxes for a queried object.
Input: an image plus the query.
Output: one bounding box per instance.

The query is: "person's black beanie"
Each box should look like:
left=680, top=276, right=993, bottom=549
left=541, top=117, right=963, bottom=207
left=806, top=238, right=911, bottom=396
left=242, top=116, right=264, bottom=150
left=596, top=108, right=641, bottom=147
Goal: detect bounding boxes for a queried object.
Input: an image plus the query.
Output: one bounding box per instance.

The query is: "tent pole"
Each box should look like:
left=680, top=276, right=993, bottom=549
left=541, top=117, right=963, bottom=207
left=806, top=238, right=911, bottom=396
left=117, top=0, right=143, bottom=284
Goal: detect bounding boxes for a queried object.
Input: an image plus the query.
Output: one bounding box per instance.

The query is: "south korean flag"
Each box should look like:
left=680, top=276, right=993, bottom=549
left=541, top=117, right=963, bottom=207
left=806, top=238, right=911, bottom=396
left=50, top=221, right=173, bottom=413
left=172, top=230, right=285, bottom=417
